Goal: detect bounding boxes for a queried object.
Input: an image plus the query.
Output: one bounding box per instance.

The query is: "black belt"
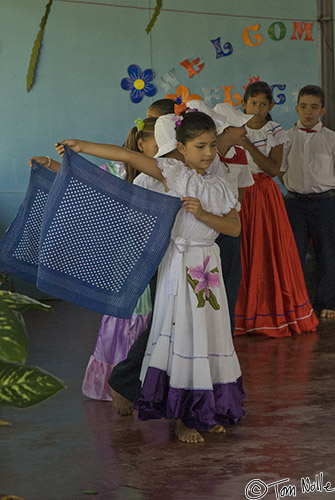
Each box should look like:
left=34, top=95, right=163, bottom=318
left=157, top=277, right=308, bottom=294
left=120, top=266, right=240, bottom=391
left=286, top=189, right=335, bottom=200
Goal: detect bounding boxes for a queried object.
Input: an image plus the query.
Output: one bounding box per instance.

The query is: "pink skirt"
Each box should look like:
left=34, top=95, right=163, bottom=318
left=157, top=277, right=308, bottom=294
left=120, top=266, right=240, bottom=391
left=82, top=312, right=151, bottom=400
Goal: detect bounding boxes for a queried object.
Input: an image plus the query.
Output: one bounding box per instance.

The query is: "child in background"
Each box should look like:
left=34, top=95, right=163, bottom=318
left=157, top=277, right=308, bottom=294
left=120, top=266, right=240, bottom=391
left=146, top=98, right=176, bottom=118
left=100, top=116, right=158, bottom=180
left=213, top=103, right=255, bottom=333
left=107, top=113, right=184, bottom=415
left=82, top=117, right=157, bottom=400
left=280, top=85, right=335, bottom=319
left=234, top=81, right=319, bottom=337
left=187, top=100, right=255, bottom=334
left=32, top=118, right=158, bottom=401
left=56, top=111, right=245, bottom=443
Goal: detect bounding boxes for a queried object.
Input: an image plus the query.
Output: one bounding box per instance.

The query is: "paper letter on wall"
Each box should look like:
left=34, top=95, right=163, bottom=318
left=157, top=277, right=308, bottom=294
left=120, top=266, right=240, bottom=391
left=242, top=24, right=263, bottom=47
left=180, top=58, right=205, bottom=78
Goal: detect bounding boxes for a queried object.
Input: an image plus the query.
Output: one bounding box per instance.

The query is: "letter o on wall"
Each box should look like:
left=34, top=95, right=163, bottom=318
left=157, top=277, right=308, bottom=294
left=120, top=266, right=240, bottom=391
left=268, top=22, right=286, bottom=41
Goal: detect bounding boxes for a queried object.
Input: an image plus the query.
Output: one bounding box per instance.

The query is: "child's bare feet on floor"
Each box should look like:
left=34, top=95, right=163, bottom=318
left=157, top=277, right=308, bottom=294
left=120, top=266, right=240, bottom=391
left=208, top=424, right=226, bottom=435
left=110, top=387, right=133, bottom=415
left=320, top=309, right=335, bottom=319
left=175, top=419, right=204, bottom=443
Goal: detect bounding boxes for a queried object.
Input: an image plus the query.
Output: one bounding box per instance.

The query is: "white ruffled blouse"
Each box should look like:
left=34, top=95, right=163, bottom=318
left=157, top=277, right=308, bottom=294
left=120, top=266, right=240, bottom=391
left=156, top=157, right=238, bottom=216
left=245, top=120, right=290, bottom=175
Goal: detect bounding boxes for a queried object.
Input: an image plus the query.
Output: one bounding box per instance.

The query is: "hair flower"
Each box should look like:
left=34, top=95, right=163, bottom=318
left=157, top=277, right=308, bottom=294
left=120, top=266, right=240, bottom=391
left=166, top=85, right=203, bottom=115
left=172, top=115, right=184, bottom=127
left=134, top=118, right=145, bottom=131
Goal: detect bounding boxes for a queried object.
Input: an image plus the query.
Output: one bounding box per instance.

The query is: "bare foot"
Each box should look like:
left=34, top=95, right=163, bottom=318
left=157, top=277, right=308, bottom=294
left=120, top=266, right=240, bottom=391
left=175, top=419, right=204, bottom=443
left=320, top=309, right=335, bottom=319
left=110, top=387, right=133, bottom=416
left=208, top=424, right=226, bottom=435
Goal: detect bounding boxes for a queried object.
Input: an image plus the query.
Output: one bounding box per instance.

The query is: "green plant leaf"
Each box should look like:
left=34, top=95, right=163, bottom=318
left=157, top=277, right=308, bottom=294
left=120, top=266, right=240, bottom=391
left=146, top=0, right=162, bottom=34
left=0, top=360, right=66, bottom=408
left=26, top=0, right=54, bottom=92
left=0, top=300, right=28, bottom=364
left=0, top=291, right=53, bottom=314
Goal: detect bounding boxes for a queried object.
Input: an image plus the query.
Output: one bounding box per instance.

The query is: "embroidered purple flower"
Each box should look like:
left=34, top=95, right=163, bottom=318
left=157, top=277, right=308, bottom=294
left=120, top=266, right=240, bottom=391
left=188, top=256, right=220, bottom=298
left=121, top=64, right=157, bottom=103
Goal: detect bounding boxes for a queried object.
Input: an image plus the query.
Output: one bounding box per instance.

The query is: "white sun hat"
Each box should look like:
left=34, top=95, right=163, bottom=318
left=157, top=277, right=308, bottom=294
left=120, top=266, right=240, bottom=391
left=154, top=113, right=178, bottom=158
left=213, top=102, right=253, bottom=128
left=186, top=100, right=227, bottom=134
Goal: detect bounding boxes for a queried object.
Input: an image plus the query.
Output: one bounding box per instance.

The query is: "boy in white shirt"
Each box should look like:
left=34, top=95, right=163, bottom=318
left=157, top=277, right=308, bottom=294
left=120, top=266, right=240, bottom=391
left=280, top=85, right=335, bottom=319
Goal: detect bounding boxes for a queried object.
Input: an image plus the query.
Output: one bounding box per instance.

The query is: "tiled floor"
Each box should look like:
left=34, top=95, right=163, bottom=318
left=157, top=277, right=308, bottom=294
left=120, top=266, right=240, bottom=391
left=1, top=300, right=335, bottom=500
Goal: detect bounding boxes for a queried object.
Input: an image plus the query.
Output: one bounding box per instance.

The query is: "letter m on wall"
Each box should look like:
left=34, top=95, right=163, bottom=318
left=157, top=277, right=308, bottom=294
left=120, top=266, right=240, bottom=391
left=290, top=22, right=314, bottom=41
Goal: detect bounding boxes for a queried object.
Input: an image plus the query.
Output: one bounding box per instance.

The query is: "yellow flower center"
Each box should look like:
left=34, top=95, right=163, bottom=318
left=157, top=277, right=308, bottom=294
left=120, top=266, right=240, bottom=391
left=134, top=79, right=145, bottom=90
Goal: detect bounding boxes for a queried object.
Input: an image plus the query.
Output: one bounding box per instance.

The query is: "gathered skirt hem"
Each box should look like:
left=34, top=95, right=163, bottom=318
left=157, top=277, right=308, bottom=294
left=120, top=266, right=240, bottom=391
left=234, top=302, right=318, bottom=337
left=82, top=356, right=115, bottom=400
left=134, top=367, right=245, bottom=431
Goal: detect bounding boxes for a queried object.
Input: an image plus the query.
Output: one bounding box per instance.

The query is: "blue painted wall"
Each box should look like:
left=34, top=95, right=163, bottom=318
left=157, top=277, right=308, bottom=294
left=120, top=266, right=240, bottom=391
left=0, top=0, right=320, bottom=294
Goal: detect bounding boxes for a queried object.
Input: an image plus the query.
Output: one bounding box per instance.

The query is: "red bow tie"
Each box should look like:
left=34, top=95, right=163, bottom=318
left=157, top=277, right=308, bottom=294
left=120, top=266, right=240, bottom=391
left=298, top=127, right=316, bottom=133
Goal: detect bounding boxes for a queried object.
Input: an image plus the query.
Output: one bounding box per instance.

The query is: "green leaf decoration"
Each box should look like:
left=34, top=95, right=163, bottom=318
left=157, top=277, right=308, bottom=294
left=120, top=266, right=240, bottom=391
left=0, top=291, right=53, bottom=314
left=146, top=0, right=162, bottom=34
left=206, top=288, right=220, bottom=310
left=0, top=359, right=66, bottom=408
left=0, top=300, right=28, bottom=364
left=186, top=268, right=205, bottom=308
left=26, top=0, right=54, bottom=92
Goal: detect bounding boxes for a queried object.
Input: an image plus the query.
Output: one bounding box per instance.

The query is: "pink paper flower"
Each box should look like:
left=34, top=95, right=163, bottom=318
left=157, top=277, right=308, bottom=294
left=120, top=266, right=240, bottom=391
left=188, top=256, right=220, bottom=298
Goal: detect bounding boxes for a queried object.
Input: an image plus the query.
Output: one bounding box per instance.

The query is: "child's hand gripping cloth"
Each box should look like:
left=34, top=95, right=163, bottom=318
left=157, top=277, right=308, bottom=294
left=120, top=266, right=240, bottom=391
left=0, top=148, right=181, bottom=318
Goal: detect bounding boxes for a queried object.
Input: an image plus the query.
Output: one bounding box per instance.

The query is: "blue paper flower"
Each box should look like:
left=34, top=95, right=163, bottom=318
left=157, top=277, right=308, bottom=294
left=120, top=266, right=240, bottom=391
left=121, top=64, right=157, bottom=103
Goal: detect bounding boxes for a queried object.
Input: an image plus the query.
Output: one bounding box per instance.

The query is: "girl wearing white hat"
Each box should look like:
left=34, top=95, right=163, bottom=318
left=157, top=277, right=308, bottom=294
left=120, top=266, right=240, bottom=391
left=187, top=101, right=255, bottom=334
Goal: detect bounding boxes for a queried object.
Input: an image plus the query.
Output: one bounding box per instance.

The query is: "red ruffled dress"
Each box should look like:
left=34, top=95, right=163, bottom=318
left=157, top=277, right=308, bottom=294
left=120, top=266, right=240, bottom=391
left=234, top=121, right=319, bottom=337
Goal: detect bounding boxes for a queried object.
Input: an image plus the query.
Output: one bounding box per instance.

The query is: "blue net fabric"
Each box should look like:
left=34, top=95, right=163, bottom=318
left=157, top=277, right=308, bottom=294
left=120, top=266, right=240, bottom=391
left=0, top=162, right=56, bottom=284
left=36, top=148, right=181, bottom=318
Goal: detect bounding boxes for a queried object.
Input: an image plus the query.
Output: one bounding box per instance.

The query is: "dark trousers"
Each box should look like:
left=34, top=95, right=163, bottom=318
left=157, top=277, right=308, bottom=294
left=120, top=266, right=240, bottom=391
left=109, top=234, right=242, bottom=402
left=285, top=196, right=335, bottom=313
left=108, top=274, right=156, bottom=402
left=215, top=232, right=242, bottom=334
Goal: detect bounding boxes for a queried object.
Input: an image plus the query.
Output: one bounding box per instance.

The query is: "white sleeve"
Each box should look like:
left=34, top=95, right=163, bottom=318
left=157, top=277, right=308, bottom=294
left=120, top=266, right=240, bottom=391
left=235, top=165, right=254, bottom=188
left=279, top=128, right=294, bottom=172
left=266, top=122, right=291, bottom=155
left=133, top=172, right=166, bottom=194
left=156, top=157, right=238, bottom=215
